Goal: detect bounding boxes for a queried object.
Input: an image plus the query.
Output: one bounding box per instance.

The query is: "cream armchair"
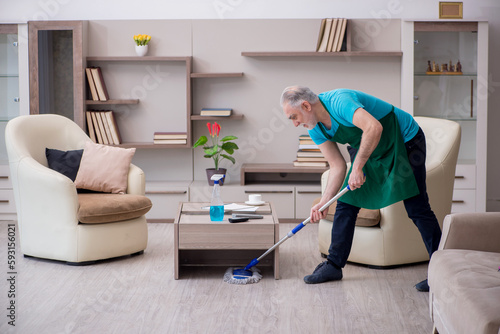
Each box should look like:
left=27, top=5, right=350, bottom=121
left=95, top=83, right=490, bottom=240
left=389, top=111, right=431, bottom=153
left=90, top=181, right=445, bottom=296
left=318, top=117, right=461, bottom=267
left=6, top=114, right=149, bottom=264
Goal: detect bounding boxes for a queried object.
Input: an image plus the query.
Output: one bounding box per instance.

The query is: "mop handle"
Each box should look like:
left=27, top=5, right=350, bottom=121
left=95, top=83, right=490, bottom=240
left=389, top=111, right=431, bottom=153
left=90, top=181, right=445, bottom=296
left=254, top=186, right=350, bottom=263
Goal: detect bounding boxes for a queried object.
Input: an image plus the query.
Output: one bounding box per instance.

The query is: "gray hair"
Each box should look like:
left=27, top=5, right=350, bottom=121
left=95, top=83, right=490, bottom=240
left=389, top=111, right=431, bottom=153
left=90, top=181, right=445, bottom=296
left=280, top=86, right=319, bottom=108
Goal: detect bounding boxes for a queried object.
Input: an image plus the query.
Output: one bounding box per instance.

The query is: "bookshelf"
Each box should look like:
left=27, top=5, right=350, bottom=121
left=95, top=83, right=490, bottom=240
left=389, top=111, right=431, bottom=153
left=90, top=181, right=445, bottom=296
left=85, top=56, right=193, bottom=148
left=190, top=72, right=244, bottom=122
left=85, top=58, right=245, bottom=147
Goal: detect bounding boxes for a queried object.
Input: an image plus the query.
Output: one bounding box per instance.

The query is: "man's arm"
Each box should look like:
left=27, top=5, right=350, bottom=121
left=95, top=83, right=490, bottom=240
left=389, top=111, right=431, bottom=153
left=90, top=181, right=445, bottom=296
left=310, top=140, right=346, bottom=223
left=349, top=107, right=383, bottom=189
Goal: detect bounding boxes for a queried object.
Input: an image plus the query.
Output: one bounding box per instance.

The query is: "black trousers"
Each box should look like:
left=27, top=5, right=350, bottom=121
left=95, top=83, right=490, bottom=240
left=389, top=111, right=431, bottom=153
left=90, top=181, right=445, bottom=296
left=327, top=127, right=442, bottom=268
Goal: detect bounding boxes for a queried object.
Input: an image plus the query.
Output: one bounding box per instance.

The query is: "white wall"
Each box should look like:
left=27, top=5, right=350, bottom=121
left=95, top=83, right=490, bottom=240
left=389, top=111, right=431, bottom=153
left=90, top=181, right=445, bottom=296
left=2, top=0, right=500, bottom=211
left=0, top=0, right=492, bottom=21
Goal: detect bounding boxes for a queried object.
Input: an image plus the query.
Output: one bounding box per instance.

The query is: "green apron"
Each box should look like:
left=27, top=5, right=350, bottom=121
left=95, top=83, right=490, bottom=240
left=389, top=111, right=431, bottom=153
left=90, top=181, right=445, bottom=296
left=318, top=108, right=419, bottom=210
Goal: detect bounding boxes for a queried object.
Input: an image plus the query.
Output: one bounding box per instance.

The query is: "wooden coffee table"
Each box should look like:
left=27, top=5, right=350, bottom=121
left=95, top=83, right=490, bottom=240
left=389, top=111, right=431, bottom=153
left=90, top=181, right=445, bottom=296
left=173, top=202, right=280, bottom=279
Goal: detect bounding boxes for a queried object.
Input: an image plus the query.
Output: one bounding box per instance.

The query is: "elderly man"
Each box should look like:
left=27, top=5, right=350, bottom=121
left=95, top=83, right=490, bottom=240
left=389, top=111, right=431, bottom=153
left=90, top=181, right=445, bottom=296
left=280, top=86, right=441, bottom=291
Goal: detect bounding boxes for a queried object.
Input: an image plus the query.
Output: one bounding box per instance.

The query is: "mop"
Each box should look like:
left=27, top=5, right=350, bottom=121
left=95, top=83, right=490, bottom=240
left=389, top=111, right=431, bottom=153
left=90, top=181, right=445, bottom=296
left=224, top=185, right=350, bottom=284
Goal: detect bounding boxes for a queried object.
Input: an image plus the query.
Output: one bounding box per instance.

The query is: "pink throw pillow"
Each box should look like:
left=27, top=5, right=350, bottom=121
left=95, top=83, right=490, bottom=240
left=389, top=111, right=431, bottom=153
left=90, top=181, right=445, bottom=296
left=74, top=141, right=136, bottom=194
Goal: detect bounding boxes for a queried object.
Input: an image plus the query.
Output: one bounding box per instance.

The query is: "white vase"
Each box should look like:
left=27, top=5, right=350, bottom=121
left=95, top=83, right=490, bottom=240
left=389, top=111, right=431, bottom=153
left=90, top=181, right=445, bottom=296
left=135, top=45, right=148, bottom=57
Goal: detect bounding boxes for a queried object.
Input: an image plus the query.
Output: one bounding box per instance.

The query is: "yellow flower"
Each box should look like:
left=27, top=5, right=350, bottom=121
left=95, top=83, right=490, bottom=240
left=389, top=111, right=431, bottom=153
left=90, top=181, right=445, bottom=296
left=133, top=34, right=151, bottom=46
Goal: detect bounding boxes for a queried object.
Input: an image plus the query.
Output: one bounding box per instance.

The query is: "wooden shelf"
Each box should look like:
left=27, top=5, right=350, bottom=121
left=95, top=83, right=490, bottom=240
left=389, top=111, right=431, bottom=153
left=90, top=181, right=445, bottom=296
left=190, top=72, right=243, bottom=78
left=190, top=114, right=244, bottom=121
left=241, top=51, right=403, bottom=57
left=112, top=142, right=190, bottom=149
left=86, top=99, right=139, bottom=105
left=87, top=56, right=191, bottom=62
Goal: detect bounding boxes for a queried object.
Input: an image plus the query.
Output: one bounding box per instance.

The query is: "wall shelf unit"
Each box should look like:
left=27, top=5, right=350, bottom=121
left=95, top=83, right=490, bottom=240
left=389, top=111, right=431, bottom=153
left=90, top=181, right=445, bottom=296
left=85, top=99, right=139, bottom=105
left=190, top=72, right=243, bottom=78
left=86, top=56, right=191, bottom=62
left=114, top=142, right=189, bottom=149
left=241, top=51, right=403, bottom=57
left=190, top=114, right=244, bottom=121
left=86, top=55, right=193, bottom=149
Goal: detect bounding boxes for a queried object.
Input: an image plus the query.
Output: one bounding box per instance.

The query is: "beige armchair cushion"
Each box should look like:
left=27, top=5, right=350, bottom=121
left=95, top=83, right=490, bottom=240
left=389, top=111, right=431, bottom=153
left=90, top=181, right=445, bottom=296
left=312, top=197, right=380, bottom=227
left=78, top=193, right=152, bottom=224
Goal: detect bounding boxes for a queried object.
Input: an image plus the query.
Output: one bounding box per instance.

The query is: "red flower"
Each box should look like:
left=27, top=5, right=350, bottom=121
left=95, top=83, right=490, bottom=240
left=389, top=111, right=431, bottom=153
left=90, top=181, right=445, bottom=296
left=213, top=122, right=221, bottom=137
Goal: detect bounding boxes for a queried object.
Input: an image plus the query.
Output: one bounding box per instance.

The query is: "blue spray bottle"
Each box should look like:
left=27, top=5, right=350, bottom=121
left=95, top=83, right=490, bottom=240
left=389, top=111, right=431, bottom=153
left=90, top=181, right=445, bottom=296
left=210, top=174, right=225, bottom=221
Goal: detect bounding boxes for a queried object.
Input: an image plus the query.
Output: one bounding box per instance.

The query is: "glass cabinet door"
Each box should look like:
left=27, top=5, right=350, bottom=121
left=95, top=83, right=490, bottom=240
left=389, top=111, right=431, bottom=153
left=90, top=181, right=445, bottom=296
left=0, top=25, right=19, bottom=164
left=413, top=23, right=478, bottom=163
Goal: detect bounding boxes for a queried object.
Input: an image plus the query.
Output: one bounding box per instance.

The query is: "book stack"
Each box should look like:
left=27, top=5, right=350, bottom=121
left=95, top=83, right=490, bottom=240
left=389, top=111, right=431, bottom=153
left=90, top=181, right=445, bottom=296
left=86, top=110, right=121, bottom=145
left=293, top=135, right=328, bottom=167
left=153, top=132, right=188, bottom=145
left=85, top=66, right=110, bottom=101
left=200, top=108, right=232, bottom=116
left=316, top=18, right=348, bottom=53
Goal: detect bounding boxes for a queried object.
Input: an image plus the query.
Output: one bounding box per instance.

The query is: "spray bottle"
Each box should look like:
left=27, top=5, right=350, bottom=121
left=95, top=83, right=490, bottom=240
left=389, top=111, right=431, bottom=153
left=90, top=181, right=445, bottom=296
left=210, top=174, right=225, bottom=221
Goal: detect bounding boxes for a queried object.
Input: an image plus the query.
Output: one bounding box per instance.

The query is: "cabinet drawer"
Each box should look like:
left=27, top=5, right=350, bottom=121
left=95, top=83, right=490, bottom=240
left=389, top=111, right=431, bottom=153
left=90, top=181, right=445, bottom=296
left=0, top=165, right=12, bottom=189
left=146, top=182, right=189, bottom=220
left=451, top=189, right=476, bottom=213
left=244, top=185, right=295, bottom=219
left=0, top=189, right=16, bottom=214
left=295, top=186, right=322, bottom=220
left=454, top=164, right=476, bottom=189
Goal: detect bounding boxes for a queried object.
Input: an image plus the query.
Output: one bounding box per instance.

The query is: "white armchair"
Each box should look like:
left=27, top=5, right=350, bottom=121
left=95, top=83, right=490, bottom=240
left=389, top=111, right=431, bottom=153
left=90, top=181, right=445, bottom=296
left=318, top=116, right=461, bottom=267
left=6, top=114, right=150, bottom=264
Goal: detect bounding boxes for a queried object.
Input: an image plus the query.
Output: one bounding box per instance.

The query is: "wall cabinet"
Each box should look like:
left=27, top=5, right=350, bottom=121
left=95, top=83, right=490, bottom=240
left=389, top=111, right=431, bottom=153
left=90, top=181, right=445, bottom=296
left=0, top=25, right=19, bottom=165
left=0, top=25, right=19, bottom=219
left=402, top=20, right=488, bottom=212
left=0, top=165, right=16, bottom=219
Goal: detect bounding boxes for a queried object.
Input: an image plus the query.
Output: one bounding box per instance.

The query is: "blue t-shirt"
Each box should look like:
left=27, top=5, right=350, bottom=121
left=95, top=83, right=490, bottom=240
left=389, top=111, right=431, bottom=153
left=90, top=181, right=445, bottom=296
left=309, top=89, right=419, bottom=145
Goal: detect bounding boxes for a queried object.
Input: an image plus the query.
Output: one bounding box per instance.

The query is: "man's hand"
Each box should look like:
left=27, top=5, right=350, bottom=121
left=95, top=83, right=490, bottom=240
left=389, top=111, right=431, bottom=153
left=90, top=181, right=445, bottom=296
left=348, top=167, right=366, bottom=190
left=310, top=202, right=328, bottom=223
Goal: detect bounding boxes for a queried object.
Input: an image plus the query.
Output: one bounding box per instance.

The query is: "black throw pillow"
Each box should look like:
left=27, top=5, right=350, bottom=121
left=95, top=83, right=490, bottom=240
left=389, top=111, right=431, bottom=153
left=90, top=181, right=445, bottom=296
left=45, top=148, right=84, bottom=182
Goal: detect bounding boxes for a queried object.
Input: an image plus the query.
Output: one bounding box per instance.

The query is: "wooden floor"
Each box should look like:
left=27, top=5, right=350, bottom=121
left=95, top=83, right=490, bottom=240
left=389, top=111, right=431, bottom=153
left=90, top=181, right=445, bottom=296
left=0, top=221, right=433, bottom=334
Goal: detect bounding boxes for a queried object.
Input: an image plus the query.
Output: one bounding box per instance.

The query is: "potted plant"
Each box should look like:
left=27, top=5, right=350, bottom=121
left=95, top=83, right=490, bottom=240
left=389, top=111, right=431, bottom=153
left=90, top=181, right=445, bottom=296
left=133, top=34, right=151, bottom=56
left=193, top=122, right=238, bottom=185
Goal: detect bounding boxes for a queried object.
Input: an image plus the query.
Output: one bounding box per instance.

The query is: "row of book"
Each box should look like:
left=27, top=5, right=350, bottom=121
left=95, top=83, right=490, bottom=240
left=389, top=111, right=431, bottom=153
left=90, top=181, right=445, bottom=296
left=153, top=132, right=188, bottom=145
left=86, top=111, right=121, bottom=145
left=293, top=134, right=328, bottom=167
left=86, top=67, right=109, bottom=101
left=200, top=108, right=232, bottom=116
left=316, top=18, right=348, bottom=53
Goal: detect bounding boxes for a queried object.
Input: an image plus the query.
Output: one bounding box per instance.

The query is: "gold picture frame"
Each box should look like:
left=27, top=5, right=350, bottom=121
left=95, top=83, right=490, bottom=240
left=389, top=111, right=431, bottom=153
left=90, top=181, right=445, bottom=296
left=439, top=2, right=463, bottom=19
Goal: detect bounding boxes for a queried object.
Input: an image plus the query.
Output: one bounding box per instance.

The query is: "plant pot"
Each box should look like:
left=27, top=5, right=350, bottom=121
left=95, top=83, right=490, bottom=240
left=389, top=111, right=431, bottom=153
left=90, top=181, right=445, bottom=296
left=206, top=168, right=227, bottom=186
left=135, top=45, right=148, bottom=57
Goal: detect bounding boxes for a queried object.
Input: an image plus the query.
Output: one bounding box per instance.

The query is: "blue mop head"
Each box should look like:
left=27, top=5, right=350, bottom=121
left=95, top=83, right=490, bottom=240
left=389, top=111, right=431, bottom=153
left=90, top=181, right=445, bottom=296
left=223, top=266, right=262, bottom=285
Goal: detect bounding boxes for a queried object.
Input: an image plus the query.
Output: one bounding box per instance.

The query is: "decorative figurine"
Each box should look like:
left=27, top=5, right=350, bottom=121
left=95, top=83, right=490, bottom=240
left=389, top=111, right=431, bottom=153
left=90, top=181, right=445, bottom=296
left=456, top=60, right=462, bottom=72
left=427, top=60, right=432, bottom=72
